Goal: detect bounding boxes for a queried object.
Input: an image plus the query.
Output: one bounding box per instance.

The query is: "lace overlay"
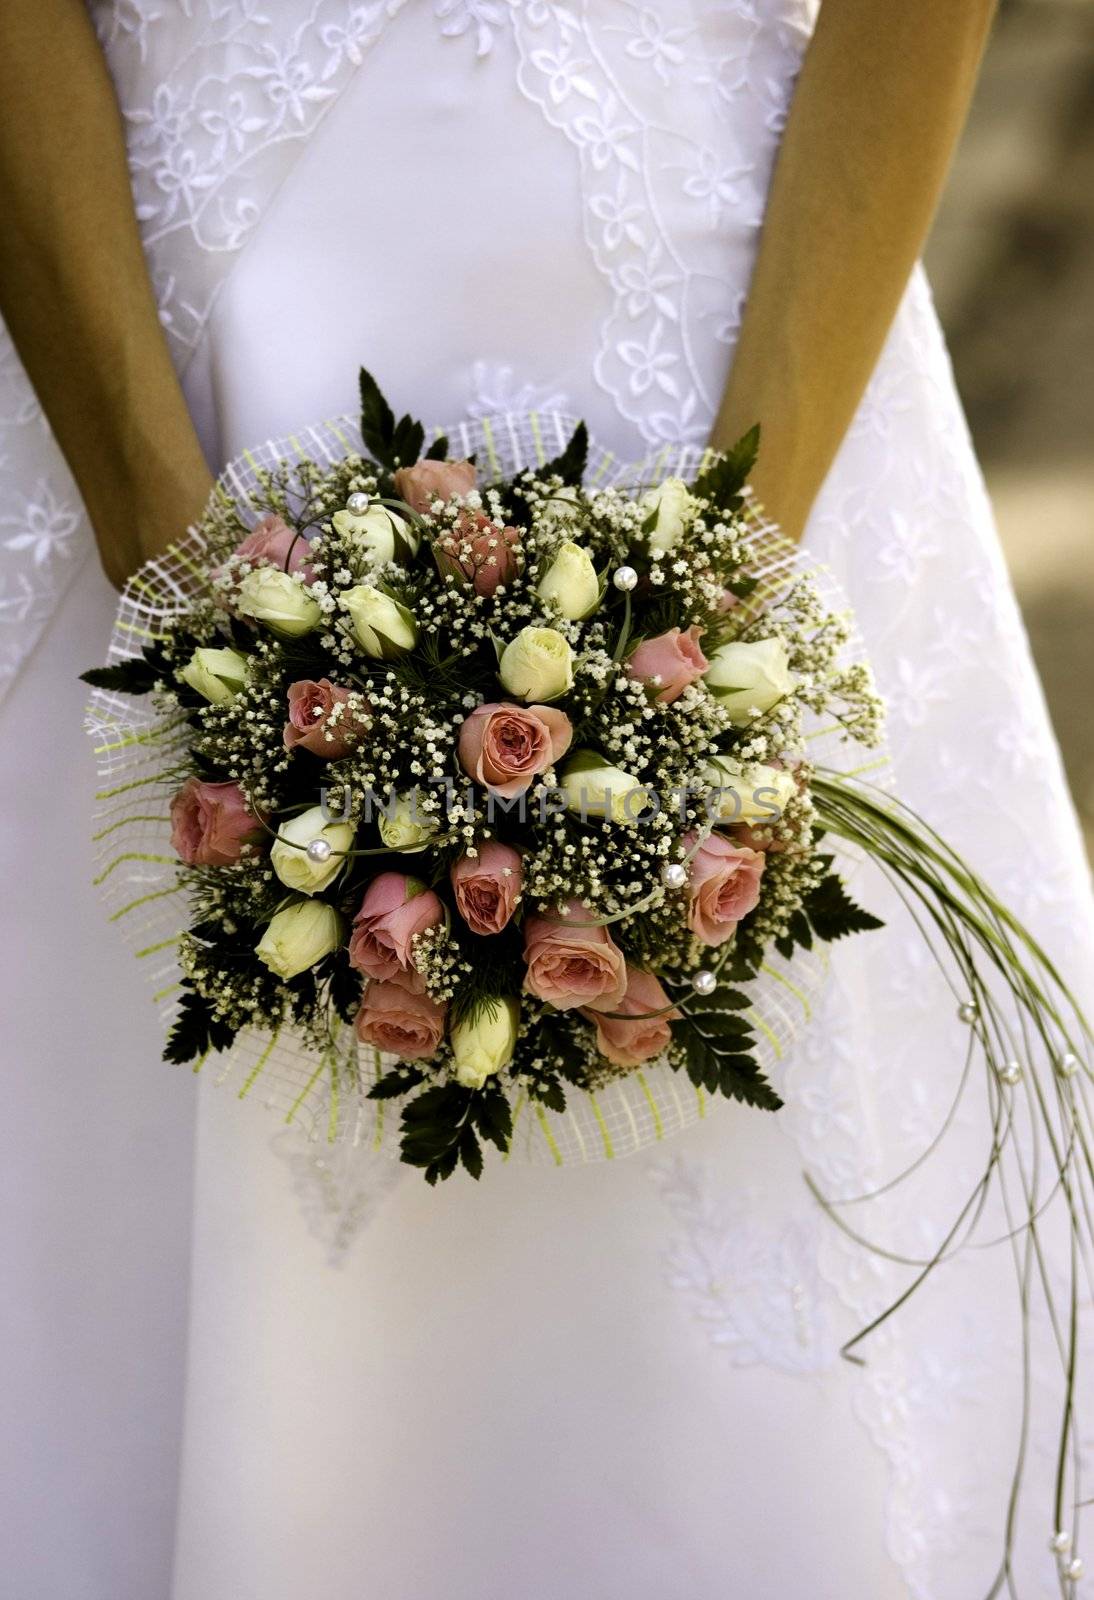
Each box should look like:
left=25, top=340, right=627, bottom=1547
left=4, top=2, right=1092, bottom=1594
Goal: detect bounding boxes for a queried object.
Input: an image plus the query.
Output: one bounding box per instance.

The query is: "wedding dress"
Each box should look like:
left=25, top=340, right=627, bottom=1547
left=3, top=2, right=1093, bottom=1597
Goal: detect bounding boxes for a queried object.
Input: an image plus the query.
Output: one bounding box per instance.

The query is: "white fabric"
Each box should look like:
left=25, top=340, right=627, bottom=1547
left=2, top=1, right=1092, bottom=1597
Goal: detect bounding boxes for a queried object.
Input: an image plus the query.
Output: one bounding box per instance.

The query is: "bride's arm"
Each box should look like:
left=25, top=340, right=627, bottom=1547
left=712, top=0, right=997, bottom=541
left=0, top=0, right=212, bottom=588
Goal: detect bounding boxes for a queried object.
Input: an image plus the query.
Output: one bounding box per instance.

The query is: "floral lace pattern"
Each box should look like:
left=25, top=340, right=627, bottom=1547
left=2, top=3, right=1092, bottom=1594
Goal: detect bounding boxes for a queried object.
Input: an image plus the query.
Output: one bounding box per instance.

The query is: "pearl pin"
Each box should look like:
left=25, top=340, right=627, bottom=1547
left=957, top=1001, right=979, bottom=1024
left=346, top=492, right=370, bottom=514
left=999, top=1060, right=1022, bottom=1086
left=692, top=969, right=717, bottom=996
left=613, top=565, right=638, bottom=592
left=1066, top=1556, right=1084, bottom=1581
left=306, top=838, right=333, bottom=863
left=1051, top=1531, right=1072, bottom=1555
left=661, top=862, right=688, bottom=890
left=1059, top=1052, right=1080, bottom=1078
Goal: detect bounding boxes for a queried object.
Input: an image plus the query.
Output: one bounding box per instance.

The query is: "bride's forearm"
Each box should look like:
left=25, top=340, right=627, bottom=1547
left=712, top=0, right=996, bottom=541
left=0, top=0, right=212, bottom=587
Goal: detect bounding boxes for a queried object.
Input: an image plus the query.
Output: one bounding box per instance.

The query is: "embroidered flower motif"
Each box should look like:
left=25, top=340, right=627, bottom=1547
left=434, top=0, right=517, bottom=58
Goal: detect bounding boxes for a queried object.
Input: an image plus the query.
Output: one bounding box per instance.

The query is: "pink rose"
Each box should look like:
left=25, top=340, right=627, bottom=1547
left=684, top=831, right=765, bottom=946
left=283, top=678, right=371, bottom=760
left=627, top=625, right=709, bottom=704
left=230, top=513, right=313, bottom=577
left=169, top=778, right=264, bottom=867
left=523, top=900, right=627, bottom=1013
left=393, top=458, right=477, bottom=516
left=583, top=965, right=679, bottom=1068
left=458, top=702, right=572, bottom=798
left=355, top=973, right=446, bottom=1062
left=348, top=872, right=444, bottom=984
left=437, top=512, right=521, bottom=596
left=450, top=842, right=523, bottom=936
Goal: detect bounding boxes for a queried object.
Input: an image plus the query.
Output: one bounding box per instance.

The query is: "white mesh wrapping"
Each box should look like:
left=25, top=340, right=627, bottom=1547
left=86, top=411, right=886, bottom=1166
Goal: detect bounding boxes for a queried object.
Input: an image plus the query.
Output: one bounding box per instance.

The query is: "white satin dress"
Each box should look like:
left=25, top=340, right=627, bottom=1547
left=2, top=3, right=1092, bottom=1598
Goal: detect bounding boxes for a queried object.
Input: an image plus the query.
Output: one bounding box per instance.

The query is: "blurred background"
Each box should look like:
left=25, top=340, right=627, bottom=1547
left=927, top=0, right=1094, bottom=859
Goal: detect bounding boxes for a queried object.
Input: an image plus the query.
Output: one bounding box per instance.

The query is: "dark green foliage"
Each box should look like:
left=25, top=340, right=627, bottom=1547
left=804, top=870, right=884, bottom=942
left=368, top=1066, right=426, bottom=1099
left=692, top=423, right=760, bottom=515
left=164, top=986, right=237, bottom=1065
left=396, top=1081, right=510, bottom=1184
left=424, top=434, right=449, bottom=461
left=674, top=988, right=782, bottom=1111
left=81, top=639, right=172, bottom=695
left=540, top=420, right=588, bottom=487
left=358, top=366, right=426, bottom=471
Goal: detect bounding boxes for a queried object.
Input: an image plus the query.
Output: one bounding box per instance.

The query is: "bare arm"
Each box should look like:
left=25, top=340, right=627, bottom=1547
left=712, top=0, right=997, bottom=541
left=0, top=0, right=212, bottom=588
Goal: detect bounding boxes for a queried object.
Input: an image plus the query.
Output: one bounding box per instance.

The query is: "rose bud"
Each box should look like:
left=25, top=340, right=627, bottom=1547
left=169, top=778, right=264, bottom=867
left=523, top=901, right=627, bottom=1013
left=639, top=476, right=695, bottom=554
left=437, top=512, right=521, bottom=597
left=228, top=513, right=313, bottom=576
left=683, top=831, right=766, bottom=946
left=536, top=540, right=600, bottom=620
left=348, top=872, right=444, bottom=985
left=450, top=842, right=523, bottom=936
left=377, top=792, right=439, bottom=854
left=627, top=625, right=709, bottom=704
left=498, top=625, right=574, bottom=702
left=236, top=566, right=321, bottom=638
left=341, top=583, right=418, bottom=658
left=179, top=645, right=249, bottom=705
left=393, top=457, right=476, bottom=516
left=450, top=998, right=520, bottom=1090
left=355, top=974, right=446, bottom=1062
left=331, top=501, right=417, bottom=563
left=256, top=900, right=342, bottom=981
left=559, top=750, right=651, bottom=824
left=703, top=637, right=795, bottom=723
left=701, top=757, right=796, bottom=827
left=458, top=702, right=572, bottom=797
left=270, top=806, right=354, bottom=895
left=583, top=966, right=679, bottom=1069
left=283, top=679, right=370, bottom=760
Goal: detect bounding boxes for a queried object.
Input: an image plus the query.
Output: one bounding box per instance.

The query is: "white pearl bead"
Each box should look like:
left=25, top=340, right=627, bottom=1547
left=346, top=492, right=370, bottom=514
left=999, top=1060, right=1022, bottom=1085
left=957, top=1001, right=978, bottom=1024
left=1059, top=1052, right=1080, bottom=1078
left=613, top=565, right=638, bottom=591
left=661, top=862, right=688, bottom=889
left=1066, top=1556, right=1084, bottom=1581
left=692, top=969, right=716, bottom=996
left=1051, top=1530, right=1072, bottom=1554
left=306, top=837, right=333, bottom=863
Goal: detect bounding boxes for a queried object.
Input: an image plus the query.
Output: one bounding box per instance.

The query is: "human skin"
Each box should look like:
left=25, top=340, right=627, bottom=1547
left=0, top=0, right=996, bottom=581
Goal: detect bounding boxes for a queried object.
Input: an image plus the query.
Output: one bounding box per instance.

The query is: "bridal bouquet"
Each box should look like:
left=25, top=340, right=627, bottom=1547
left=83, top=367, right=1094, bottom=1580
left=85, top=370, right=889, bottom=1181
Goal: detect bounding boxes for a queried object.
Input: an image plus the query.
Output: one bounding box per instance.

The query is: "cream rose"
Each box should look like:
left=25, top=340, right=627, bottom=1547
left=332, top=502, right=417, bottom=563
left=702, top=757, right=797, bottom=824
left=270, top=806, right=355, bottom=894
left=235, top=567, right=321, bottom=637
left=560, top=750, right=651, bottom=824
left=640, top=476, right=695, bottom=554
left=498, top=626, right=574, bottom=702
left=704, top=637, right=795, bottom=723
left=342, top=584, right=418, bottom=658
left=256, top=899, right=342, bottom=980
left=179, top=645, right=249, bottom=705
left=536, top=541, right=600, bottom=620
left=377, top=792, right=439, bottom=854
left=450, top=998, right=519, bottom=1090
